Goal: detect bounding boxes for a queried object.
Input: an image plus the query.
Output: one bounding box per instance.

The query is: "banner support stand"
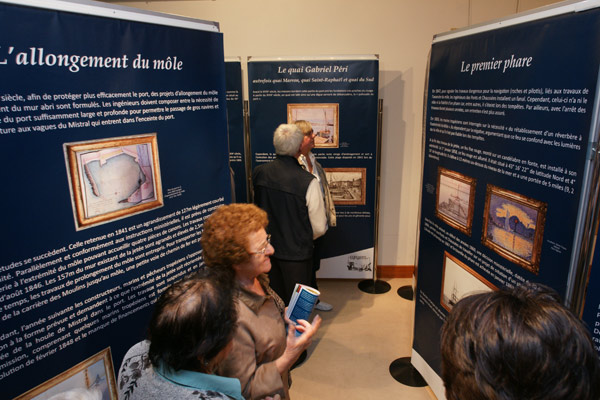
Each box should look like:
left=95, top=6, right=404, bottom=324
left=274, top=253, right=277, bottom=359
left=244, top=100, right=254, bottom=202
left=396, top=285, right=414, bottom=300
left=389, top=288, right=425, bottom=386
left=395, top=51, right=430, bottom=302
left=359, top=99, right=391, bottom=294
left=389, top=49, right=428, bottom=386
left=389, top=357, right=427, bottom=387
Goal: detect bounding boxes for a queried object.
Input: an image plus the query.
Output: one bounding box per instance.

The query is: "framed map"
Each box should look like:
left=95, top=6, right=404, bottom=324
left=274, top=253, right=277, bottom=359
left=65, top=134, right=163, bottom=230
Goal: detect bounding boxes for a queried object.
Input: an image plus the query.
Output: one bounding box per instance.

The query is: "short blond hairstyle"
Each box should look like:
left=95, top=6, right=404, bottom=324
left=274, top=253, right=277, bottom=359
left=294, top=120, right=313, bottom=136
left=201, top=203, right=268, bottom=268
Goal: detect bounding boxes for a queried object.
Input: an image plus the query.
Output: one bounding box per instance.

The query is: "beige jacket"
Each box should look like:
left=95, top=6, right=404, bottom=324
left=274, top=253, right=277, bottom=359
left=298, top=152, right=337, bottom=227
left=217, top=275, right=290, bottom=400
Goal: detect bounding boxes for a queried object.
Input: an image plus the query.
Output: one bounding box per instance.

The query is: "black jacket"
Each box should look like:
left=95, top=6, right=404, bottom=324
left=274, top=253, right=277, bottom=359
left=253, top=155, right=315, bottom=260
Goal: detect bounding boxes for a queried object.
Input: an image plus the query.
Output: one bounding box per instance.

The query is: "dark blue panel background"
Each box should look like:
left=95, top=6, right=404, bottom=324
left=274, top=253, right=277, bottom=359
left=413, top=8, right=600, bottom=377
left=225, top=61, right=248, bottom=203
left=581, top=219, right=600, bottom=358
left=247, top=59, right=379, bottom=266
left=0, top=3, right=229, bottom=397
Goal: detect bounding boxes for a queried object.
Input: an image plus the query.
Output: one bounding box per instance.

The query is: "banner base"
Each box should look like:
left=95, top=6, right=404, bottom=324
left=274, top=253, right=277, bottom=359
left=397, top=285, right=414, bottom=300
left=389, top=357, right=427, bottom=387
left=358, top=278, right=391, bottom=294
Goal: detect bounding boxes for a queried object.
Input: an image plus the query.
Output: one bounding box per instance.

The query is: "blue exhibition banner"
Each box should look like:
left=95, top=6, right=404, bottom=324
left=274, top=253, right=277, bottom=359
left=0, top=2, right=229, bottom=398
left=248, top=57, right=379, bottom=278
left=411, top=7, right=600, bottom=398
left=225, top=59, right=248, bottom=202
left=581, top=220, right=600, bottom=358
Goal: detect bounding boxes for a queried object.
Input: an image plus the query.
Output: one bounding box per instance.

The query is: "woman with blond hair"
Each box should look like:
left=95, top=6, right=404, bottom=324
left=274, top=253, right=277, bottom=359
left=294, top=120, right=336, bottom=311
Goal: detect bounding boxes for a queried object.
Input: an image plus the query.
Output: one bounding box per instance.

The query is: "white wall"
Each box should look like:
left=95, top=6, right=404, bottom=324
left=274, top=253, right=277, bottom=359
left=108, top=0, right=560, bottom=267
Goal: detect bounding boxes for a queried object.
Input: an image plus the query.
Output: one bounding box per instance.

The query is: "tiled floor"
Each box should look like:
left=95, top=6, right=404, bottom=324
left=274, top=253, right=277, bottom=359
left=288, top=278, right=438, bottom=400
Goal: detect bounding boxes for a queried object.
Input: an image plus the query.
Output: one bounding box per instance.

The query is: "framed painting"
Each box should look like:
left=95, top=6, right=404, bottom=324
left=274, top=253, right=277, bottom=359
left=482, top=184, right=547, bottom=274
left=64, top=134, right=163, bottom=230
left=15, top=347, right=118, bottom=400
left=440, top=251, right=497, bottom=312
left=435, top=167, right=476, bottom=236
left=324, top=167, right=366, bottom=205
left=287, top=103, right=339, bottom=148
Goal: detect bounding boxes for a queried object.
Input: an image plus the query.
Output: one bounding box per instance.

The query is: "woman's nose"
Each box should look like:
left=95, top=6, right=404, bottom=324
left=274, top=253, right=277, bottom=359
left=266, top=243, right=275, bottom=255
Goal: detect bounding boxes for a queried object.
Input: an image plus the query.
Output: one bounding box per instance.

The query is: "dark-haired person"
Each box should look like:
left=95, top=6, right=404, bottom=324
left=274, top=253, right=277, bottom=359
left=440, top=283, right=600, bottom=400
left=202, top=203, right=321, bottom=399
left=117, top=270, right=244, bottom=400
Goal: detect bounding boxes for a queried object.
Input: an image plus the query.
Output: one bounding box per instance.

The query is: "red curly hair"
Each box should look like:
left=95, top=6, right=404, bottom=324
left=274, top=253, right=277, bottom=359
left=201, top=203, right=268, bottom=269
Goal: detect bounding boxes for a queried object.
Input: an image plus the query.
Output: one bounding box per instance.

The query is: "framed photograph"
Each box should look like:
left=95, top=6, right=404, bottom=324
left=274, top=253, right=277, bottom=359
left=64, top=134, right=163, bottom=230
left=287, top=103, right=339, bottom=148
left=435, top=167, right=476, bottom=236
left=324, top=167, right=366, bottom=205
left=15, top=347, right=118, bottom=400
left=482, top=184, right=547, bottom=274
left=440, top=251, right=497, bottom=312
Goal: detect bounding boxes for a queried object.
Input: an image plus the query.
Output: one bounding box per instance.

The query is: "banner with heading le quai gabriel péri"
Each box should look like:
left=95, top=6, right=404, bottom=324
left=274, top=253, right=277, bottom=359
left=248, top=56, right=379, bottom=278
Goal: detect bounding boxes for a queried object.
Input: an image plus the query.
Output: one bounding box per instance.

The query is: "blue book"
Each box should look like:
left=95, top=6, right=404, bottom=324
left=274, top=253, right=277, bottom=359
left=286, top=283, right=320, bottom=336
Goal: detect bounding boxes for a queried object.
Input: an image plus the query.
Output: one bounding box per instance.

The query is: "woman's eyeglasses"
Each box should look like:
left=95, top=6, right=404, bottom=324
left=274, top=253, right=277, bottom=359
left=249, top=234, right=271, bottom=255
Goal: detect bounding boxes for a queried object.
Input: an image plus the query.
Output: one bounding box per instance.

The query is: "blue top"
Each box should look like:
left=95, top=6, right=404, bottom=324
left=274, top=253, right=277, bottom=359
left=118, top=340, right=244, bottom=400
left=157, top=362, right=244, bottom=400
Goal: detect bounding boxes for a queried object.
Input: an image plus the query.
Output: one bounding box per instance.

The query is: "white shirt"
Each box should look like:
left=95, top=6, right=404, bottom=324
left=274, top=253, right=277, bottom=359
left=306, top=178, right=327, bottom=239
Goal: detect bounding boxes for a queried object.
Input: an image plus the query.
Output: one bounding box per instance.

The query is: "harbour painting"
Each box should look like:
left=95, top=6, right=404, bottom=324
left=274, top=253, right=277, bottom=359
left=287, top=103, right=339, bottom=148
left=440, top=251, right=496, bottom=312
left=482, top=185, right=547, bottom=274
left=324, top=167, right=366, bottom=205
left=14, top=348, right=117, bottom=400
left=435, top=167, right=476, bottom=236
